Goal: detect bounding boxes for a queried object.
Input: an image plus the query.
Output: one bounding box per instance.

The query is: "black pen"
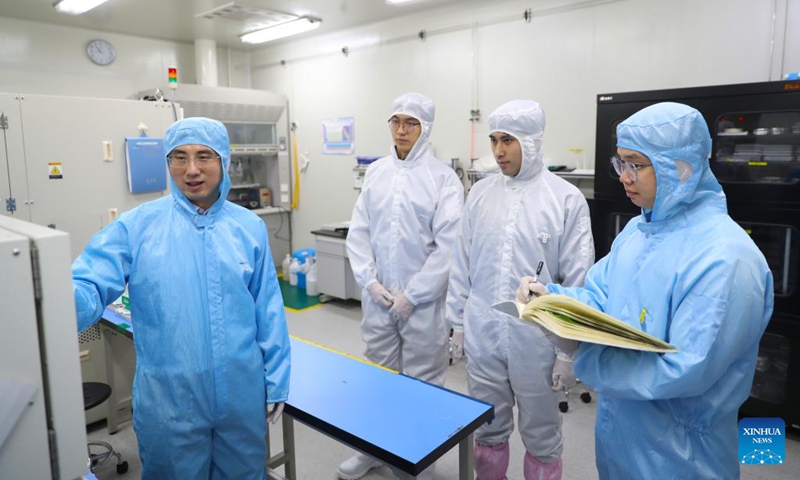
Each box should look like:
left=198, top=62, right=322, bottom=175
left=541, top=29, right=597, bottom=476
left=531, top=261, right=544, bottom=283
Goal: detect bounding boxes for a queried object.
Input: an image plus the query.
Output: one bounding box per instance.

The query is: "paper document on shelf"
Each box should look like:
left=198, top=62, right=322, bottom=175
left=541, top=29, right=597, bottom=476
left=492, top=295, right=678, bottom=353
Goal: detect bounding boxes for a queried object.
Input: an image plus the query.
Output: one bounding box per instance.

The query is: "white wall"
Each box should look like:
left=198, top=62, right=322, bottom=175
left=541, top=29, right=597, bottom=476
left=0, top=16, right=251, bottom=98
left=250, top=0, right=798, bottom=250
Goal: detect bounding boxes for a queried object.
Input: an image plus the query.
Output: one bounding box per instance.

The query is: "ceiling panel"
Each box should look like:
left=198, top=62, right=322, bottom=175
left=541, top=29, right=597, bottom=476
left=0, top=0, right=506, bottom=49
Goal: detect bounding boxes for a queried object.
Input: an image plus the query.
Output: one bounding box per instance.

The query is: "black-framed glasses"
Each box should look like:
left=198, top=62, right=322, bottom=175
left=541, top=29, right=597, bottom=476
left=167, top=152, right=220, bottom=168
left=611, top=155, right=653, bottom=182
left=388, top=118, right=420, bottom=132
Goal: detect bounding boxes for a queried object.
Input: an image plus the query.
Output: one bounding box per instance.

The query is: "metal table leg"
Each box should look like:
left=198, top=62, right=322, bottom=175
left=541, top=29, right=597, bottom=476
left=101, top=324, right=119, bottom=434
left=459, top=432, right=474, bottom=480
left=266, top=414, right=296, bottom=480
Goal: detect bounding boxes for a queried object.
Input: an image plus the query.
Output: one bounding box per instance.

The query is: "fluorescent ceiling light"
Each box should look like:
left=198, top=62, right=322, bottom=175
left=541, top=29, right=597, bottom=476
left=386, top=0, right=429, bottom=5
left=240, top=17, right=322, bottom=44
left=53, top=0, right=111, bottom=15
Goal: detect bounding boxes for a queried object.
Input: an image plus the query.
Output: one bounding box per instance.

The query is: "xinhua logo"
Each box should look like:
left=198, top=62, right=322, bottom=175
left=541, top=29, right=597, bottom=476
left=739, top=418, right=785, bottom=465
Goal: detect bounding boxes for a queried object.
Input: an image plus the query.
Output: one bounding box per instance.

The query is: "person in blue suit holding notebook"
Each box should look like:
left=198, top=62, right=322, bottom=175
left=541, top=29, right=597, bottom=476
left=72, top=117, right=291, bottom=480
left=517, top=102, right=774, bottom=479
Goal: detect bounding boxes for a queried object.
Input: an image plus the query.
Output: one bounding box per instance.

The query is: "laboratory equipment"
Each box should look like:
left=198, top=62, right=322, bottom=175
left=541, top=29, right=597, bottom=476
left=0, top=216, right=87, bottom=480
left=226, top=185, right=261, bottom=209
left=353, top=156, right=381, bottom=190
left=0, top=92, right=175, bottom=259
left=312, top=227, right=362, bottom=301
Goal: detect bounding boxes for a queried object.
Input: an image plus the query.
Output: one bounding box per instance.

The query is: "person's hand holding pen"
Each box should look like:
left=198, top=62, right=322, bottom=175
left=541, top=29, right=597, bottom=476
left=515, top=261, right=550, bottom=303
left=514, top=261, right=581, bottom=365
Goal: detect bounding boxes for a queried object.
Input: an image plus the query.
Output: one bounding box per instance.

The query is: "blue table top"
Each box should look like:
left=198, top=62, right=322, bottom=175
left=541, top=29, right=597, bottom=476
left=101, top=306, right=133, bottom=338
left=99, top=308, right=494, bottom=475
left=287, top=338, right=493, bottom=475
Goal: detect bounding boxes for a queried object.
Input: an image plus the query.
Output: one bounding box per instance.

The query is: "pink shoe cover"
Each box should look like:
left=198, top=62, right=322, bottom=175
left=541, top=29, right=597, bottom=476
left=523, top=452, right=562, bottom=480
left=474, top=442, right=510, bottom=480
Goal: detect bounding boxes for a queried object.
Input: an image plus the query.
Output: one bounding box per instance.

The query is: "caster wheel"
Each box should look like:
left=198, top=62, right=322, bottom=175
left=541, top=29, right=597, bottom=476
left=116, top=461, right=129, bottom=474
left=558, top=401, right=568, bottom=413
left=580, top=392, right=592, bottom=403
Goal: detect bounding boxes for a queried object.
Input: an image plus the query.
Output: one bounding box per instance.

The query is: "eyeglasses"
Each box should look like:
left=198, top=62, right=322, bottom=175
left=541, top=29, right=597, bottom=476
left=388, top=118, right=420, bottom=132
left=611, top=155, right=653, bottom=182
left=167, top=152, right=220, bottom=168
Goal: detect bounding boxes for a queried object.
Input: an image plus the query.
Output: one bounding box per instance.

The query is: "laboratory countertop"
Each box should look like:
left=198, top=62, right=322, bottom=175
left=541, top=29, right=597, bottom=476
left=311, top=229, right=348, bottom=239
left=553, top=168, right=595, bottom=179
left=251, top=206, right=286, bottom=216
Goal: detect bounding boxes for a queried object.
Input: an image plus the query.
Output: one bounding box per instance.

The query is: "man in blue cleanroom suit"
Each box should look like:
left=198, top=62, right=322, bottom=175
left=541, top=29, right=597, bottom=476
left=340, top=92, right=464, bottom=480
left=517, top=102, right=774, bottom=480
left=72, top=117, right=291, bottom=479
left=447, top=100, right=594, bottom=480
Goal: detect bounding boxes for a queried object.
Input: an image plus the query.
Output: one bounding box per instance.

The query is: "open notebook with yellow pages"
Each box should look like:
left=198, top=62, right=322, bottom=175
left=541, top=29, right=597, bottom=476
left=492, top=294, right=678, bottom=353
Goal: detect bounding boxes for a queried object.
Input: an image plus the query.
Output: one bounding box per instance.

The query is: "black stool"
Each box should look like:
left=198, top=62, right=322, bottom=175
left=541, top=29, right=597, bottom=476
left=83, top=382, right=129, bottom=474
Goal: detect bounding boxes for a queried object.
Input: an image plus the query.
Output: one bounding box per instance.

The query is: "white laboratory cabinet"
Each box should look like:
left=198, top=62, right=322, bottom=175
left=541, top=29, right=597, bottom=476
left=313, top=230, right=362, bottom=302
left=0, top=93, right=175, bottom=259
left=0, top=216, right=87, bottom=480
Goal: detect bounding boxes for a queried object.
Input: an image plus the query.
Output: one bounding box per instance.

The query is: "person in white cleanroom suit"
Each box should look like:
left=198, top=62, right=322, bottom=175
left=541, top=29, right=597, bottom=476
left=517, top=102, right=774, bottom=479
left=72, top=117, right=291, bottom=479
left=339, top=92, right=464, bottom=480
left=447, top=99, right=594, bottom=480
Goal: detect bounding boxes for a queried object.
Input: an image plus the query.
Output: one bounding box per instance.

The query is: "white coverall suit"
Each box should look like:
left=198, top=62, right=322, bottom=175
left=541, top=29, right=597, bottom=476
left=347, top=93, right=463, bottom=386
left=342, top=93, right=463, bottom=480
left=446, top=100, right=594, bottom=479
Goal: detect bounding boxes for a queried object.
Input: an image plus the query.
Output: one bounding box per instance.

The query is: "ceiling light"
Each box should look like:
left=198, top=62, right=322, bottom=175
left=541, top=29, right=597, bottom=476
left=240, top=17, right=322, bottom=44
left=386, top=0, right=429, bottom=5
left=53, top=0, right=111, bottom=15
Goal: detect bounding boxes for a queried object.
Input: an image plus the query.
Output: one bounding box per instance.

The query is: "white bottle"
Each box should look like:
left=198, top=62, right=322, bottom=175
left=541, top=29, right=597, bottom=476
left=281, top=254, right=291, bottom=279
left=289, top=258, right=300, bottom=286
left=306, top=263, right=319, bottom=296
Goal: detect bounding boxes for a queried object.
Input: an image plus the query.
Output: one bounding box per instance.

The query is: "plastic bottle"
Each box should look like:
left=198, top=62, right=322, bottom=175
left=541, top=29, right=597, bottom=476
left=289, top=258, right=300, bottom=286
left=298, top=257, right=312, bottom=290
left=281, top=254, right=291, bottom=279
left=306, top=262, right=319, bottom=296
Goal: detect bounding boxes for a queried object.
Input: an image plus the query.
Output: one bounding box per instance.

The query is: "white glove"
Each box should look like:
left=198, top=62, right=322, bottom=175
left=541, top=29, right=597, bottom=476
left=389, top=292, right=415, bottom=321
left=267, top=402, right=284, bottom=425
left=551, top=355, right=577, bottom=392
left=550, top=336, right=581, bottom=359
left=515, top=276, right=549, bottom=303
left=450, top=327, right=464, bottom=361
left=368, top=282, right=394, bottom=309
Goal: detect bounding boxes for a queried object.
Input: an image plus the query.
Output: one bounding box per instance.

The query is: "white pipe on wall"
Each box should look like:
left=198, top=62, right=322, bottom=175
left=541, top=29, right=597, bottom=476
left=195, top=39, right=218, bottom=87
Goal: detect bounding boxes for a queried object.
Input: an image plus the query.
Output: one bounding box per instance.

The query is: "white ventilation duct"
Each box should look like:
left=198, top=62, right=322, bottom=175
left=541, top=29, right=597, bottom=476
left=195, top=39, right=218, bottom=87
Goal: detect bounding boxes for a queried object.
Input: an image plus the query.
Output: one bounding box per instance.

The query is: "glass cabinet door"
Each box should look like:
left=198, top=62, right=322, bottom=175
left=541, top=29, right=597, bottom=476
left=714, top=111, right=800, bottom=184
left=750, top=332, right=790, bottom=404
left=739, top=222, right=798, bottom=297
left=223, top=122, right=277, bottom=145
